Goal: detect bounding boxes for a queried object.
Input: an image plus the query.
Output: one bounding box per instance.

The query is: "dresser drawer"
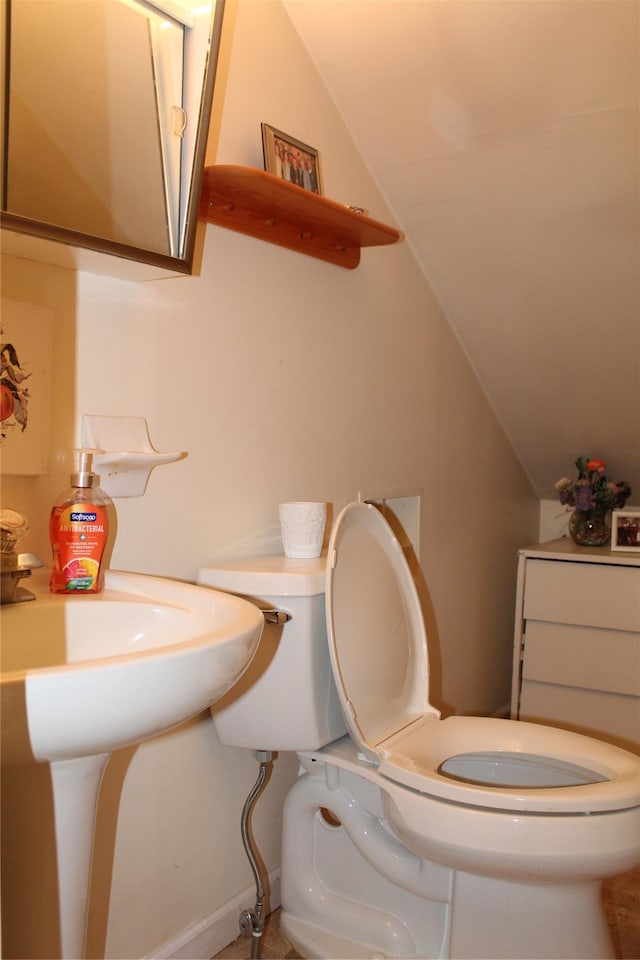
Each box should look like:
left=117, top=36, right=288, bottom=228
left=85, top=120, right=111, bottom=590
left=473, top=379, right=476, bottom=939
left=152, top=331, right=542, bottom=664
left=523, top=559, right=640, bottom=631
left=519, top=681, right=640, bottom=753
left=522, top=622, right=640, bottom=696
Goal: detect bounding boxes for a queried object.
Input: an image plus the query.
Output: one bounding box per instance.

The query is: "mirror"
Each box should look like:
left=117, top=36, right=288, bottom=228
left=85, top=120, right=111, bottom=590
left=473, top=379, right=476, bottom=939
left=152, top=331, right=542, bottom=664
left=1, top=0, right=225, bottom=274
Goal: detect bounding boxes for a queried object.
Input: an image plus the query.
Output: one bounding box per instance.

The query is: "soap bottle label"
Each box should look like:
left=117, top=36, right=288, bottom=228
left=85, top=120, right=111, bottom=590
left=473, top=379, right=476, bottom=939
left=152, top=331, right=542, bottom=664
left=49, top=502, right=108, bottom=593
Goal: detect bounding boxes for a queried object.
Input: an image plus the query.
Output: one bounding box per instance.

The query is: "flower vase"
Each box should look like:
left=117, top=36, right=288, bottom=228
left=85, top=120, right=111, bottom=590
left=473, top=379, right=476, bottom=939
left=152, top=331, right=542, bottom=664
left=569, top=509, right=611, bottom=547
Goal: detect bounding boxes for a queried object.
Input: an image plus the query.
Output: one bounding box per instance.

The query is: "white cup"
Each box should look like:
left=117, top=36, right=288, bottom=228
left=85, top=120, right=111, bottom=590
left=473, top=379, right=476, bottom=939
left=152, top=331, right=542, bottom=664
left=279, top=501, right=327, bottom=559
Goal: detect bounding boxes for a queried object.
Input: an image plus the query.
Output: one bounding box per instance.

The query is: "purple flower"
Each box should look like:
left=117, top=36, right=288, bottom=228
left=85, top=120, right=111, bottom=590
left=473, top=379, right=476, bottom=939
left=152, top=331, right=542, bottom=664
left=612, top=481, right=632, bottom=509
left=573, top=484, right=596, bottom=512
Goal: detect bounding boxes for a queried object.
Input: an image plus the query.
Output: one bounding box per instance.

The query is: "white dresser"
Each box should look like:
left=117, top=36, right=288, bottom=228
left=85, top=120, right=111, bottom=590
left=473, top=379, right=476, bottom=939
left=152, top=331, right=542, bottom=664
left=511, top=538, right=640, bottom=753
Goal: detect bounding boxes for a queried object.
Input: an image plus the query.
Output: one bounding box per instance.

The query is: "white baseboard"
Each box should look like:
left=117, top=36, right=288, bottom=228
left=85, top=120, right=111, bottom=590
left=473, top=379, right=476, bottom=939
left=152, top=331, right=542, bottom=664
left=146, top=871, right=281, bottom=960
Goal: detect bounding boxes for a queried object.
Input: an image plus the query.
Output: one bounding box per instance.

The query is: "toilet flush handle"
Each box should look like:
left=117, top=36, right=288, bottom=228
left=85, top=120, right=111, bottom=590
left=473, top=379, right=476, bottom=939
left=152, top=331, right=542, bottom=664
left=262, top=609, right=292, bottom=625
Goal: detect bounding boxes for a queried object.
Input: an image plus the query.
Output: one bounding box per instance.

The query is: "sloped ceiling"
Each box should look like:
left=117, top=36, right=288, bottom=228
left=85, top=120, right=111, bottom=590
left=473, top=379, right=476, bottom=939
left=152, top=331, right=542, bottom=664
left=283, top=0, right=639, bottom=502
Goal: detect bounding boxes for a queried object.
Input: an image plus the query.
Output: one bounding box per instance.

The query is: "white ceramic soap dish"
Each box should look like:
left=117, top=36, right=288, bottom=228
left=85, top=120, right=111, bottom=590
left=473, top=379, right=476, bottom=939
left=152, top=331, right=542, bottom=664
left=80, top=415, right=187, bottom=498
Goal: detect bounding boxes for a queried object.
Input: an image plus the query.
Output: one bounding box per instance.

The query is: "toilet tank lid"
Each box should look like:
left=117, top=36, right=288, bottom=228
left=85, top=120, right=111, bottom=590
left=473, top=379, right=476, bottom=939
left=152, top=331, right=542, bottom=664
left=197, top=553, right=327, bottom=597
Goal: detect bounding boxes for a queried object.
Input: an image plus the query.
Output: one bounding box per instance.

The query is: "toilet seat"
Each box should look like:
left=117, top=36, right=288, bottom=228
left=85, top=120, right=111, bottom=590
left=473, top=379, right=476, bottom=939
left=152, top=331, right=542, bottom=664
left=326, top=502, right=640, bottom=815
left=378, top=714, right=640, bottom=812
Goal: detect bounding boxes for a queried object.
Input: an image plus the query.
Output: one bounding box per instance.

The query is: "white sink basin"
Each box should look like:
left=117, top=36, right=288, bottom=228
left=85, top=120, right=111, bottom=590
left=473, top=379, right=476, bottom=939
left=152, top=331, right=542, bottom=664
left=0, top=567, right=264, bottom=959
left=1, top=568, right=263, bottom=763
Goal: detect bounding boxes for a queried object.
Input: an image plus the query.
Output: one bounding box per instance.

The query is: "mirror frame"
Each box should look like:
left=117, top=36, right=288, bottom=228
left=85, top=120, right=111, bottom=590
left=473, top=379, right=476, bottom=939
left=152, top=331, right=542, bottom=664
left=1, top=0, right=226, bottom=275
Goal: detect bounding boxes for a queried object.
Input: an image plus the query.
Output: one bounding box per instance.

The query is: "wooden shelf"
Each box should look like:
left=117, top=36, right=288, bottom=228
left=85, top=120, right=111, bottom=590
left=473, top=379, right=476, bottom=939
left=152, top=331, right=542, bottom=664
left=199, top=165, right=402, bottom=269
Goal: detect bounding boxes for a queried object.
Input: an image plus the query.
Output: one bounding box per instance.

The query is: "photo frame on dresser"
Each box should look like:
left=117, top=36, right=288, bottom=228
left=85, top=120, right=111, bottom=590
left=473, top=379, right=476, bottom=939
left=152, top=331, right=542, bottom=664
left=611, top=510, right=640, bottom=551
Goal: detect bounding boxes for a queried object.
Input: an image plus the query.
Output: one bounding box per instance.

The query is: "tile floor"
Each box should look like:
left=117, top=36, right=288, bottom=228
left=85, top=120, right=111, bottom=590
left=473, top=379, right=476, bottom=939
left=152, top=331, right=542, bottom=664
left=603, top=865, right=640, bottom=960
left=213, top=865, right=640, bottom=960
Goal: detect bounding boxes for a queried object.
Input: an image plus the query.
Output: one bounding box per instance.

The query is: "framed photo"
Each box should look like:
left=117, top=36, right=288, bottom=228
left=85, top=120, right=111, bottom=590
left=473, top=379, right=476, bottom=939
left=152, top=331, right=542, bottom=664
left=611, top=510, right=640, bottom=551
left=261, top=123, right=323, bottom=195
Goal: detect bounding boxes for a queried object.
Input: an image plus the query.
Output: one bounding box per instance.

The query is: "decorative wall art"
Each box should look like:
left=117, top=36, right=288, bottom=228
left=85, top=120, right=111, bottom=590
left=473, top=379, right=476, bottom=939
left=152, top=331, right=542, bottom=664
left=261, top=123, right=323, bottom=195
left=1, top=299, right=53, bottom=475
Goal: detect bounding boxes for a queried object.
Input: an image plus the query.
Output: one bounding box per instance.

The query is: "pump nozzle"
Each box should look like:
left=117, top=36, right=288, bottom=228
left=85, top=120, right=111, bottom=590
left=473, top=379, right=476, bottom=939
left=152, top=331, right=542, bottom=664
left=71, top=449, right=101, bottom=488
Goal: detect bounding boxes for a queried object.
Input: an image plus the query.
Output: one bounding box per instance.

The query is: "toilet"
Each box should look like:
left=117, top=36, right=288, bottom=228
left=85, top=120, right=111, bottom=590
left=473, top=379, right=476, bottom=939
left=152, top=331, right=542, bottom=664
left=199, top=501, right=640, bottom=960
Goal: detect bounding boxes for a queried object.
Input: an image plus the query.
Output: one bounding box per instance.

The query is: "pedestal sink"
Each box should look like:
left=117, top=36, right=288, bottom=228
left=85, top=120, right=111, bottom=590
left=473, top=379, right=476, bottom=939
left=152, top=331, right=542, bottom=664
left=1, top=568, right=264, bottom=960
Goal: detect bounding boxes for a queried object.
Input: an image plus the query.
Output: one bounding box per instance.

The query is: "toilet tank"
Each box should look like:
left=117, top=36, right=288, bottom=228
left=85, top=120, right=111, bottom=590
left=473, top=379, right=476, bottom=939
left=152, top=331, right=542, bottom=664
left=197, top=554, right=347, bottom=751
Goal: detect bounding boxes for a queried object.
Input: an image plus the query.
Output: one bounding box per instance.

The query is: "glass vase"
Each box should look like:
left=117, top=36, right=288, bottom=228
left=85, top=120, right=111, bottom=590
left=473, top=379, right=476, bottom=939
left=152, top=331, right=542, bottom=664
left=569, top=509, right=611, bottom=547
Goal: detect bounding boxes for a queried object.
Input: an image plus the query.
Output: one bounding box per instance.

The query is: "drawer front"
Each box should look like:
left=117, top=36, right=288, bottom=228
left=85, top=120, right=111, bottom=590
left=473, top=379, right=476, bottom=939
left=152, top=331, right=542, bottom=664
left=522, top=622, right=640, bottom=696
left=523, top=559, right=640, bottom=631
left=520, top=680, right=640, bottom=753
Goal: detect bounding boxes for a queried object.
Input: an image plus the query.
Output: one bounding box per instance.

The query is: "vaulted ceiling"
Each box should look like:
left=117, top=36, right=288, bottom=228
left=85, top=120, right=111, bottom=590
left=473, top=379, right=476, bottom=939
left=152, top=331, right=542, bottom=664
left=284, top=0, right=639, bottom=502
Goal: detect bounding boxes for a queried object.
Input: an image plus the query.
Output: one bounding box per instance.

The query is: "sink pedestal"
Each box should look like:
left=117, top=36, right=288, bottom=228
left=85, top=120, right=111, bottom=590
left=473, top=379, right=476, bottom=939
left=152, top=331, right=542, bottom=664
left=1, top=568, right=264, bottom=958
left=51, top=754, right=110, bottom=959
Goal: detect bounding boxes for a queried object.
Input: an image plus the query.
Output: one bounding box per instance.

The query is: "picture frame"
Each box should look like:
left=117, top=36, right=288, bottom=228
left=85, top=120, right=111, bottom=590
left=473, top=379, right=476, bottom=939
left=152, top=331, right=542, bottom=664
left=261, top=123, right=323, bottom=195
left=611, top=510, right=640, bottom=551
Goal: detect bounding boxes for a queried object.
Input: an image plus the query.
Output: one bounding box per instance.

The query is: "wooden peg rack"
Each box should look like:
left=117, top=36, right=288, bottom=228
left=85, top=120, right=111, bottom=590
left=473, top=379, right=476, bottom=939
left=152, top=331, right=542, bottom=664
left=199, top=164, right=402, bottom=269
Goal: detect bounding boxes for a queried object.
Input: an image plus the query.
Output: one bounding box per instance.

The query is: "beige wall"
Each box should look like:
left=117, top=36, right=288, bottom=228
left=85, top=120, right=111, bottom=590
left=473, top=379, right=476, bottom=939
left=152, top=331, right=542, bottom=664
left=1, top=2, right=538, bottom=957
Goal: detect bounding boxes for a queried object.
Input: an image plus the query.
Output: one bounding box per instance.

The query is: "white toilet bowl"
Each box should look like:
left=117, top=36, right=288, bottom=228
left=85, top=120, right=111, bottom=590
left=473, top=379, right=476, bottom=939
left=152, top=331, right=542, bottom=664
left=200, top=502, right=640, bottom=960
left=282, top=733, right=638, bottom=960
left=377, top=714, right=639, bottom=879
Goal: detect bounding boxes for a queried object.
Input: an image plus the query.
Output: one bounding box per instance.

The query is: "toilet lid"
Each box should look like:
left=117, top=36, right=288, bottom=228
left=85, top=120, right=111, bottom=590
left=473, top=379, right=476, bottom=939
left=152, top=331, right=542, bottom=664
left=326, top=501, right=439, bottom=763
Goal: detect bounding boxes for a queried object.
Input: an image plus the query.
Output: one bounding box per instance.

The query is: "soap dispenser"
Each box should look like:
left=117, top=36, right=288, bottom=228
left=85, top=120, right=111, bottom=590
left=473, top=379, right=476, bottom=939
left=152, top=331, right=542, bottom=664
left=49, top=450, right=113, bottom=594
